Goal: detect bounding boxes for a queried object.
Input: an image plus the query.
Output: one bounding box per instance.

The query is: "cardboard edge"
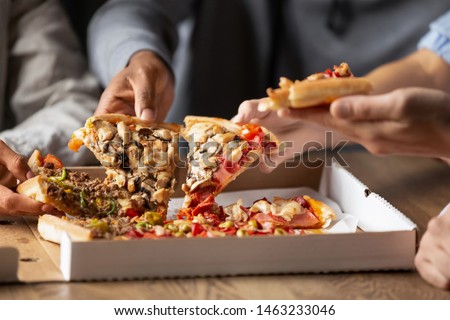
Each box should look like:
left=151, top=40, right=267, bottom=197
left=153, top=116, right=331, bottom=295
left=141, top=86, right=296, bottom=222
left=320, top=161, right=417, bottom=231
left=62, top=230, right=416, bottom=281
left=60, top=232, right=73, bottom=281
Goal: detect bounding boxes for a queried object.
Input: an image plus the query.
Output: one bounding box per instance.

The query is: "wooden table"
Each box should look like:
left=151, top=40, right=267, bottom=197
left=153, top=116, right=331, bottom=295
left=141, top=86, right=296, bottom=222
left=1, top=150, right=450, bottom=299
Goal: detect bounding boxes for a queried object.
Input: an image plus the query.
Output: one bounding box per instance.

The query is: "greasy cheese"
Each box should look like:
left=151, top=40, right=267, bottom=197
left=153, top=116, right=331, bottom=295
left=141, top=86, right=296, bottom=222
left=270, top=199, right=304, bottom=221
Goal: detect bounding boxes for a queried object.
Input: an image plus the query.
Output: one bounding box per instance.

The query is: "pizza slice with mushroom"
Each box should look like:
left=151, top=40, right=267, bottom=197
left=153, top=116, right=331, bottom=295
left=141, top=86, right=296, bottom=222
left=179, top=116, right=279, bottom=219
left=68, top=114, right=181, bottom=219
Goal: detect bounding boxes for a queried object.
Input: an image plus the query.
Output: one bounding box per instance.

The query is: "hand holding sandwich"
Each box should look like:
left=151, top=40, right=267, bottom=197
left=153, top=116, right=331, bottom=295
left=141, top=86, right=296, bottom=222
left=0, top=141, right=55, bottom=216
left=94, top=50, right=174, bottom=122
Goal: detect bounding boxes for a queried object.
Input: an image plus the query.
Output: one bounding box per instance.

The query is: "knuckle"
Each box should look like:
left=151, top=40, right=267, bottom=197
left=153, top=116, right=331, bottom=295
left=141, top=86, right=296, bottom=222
left=427, top=217, right=441, bottom=234
left=11, top=153, right=26, bottom=169
left=354, top=102, right=372, bottom=119
left=0, top=195, right=15, bottom=211
left=391, top=89, right=410, bottom=117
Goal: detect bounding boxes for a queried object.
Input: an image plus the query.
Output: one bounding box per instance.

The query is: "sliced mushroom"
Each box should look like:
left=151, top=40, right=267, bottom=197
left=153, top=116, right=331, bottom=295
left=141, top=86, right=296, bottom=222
left=106, top=168, right=127, bottom=188
left=126, top=143, right=141, bottom=169
left=141, top=178, right=156, bottom=194
left=156, top=171, right=171, bottom=188
left=153, top=129, right=172, bottom=141
left=117, top=121, right=131, bottom=145
left=151, top=188, right=170, bottom=204
left=93, top=120, right=117, bottom=142
left=130, top=194, right=146, bottom=208
left=127, top=178, right=136, bottom=193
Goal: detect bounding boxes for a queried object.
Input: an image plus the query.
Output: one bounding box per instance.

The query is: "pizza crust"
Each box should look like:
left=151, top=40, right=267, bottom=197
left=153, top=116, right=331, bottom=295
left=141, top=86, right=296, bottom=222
left=289, top=77, right=373, bottom=108
left=37, top=214, right=92, bottom=244
left=91, top=114, right=181, bottom=132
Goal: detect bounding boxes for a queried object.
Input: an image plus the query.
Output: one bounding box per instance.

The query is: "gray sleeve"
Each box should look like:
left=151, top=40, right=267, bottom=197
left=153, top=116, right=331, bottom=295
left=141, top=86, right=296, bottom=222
left=0, top=0, right=100, bottom=166
left=88, top=0, right=194, bottom=87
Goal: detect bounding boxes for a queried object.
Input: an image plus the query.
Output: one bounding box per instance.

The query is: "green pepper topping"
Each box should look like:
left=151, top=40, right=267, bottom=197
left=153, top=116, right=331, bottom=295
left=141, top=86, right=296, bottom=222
left=105, top=200, right=116, bottom=215
left=49, top=168, right=67, bottom=182
left=135, top=221, right=149, bottom=228
left=86, top=219, right=109, bottom=233
left=80, top=190, right=87, bottom=208
left=144, top=211, right=164, bottom=226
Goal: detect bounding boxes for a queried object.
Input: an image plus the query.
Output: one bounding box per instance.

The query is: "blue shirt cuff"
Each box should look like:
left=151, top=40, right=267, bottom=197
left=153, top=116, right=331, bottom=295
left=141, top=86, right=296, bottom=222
left=418, top=12, right=450, bottom=65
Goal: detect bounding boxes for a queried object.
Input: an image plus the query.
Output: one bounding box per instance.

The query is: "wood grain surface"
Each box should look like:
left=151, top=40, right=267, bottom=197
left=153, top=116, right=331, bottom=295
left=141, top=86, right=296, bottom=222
left=1, top=150, right=450, bottom=299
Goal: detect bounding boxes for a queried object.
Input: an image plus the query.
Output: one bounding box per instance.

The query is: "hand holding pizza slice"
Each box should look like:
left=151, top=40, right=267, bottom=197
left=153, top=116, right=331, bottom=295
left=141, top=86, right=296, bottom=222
left=259, top=62, right=372, bottom=111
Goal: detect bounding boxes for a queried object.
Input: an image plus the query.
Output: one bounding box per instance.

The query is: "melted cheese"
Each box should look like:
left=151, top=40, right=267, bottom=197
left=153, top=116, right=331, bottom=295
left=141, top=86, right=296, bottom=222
left=223, top=199, right=248, bottom=222
left=270, top=199, right=304, bottom=221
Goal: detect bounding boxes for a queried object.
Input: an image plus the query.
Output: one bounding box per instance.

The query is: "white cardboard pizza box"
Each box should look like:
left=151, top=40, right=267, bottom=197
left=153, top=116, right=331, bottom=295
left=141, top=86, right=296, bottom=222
left=58, top=161, right=417, bottom=281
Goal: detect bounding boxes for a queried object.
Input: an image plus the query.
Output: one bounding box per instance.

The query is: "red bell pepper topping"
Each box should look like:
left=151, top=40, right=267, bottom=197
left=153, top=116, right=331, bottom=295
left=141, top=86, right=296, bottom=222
left=191, top=223, right=204, bottom=236
left=239, top=123, right=264, bottom=144
left=125, top=208, right=140, bottom=218
left=126, top=229, right=143, bottom=238
left=42, top=154, right=64, bottom=169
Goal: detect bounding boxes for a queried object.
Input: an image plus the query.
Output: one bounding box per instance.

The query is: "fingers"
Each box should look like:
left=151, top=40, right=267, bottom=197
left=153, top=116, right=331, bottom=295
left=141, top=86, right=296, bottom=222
left=415, top=215, right=450, bottom=289
left=95, top=50, right=174, bottom=122
left=330, top=94, right=395, bottom=120
left=233, top=100, right=270, bottom=124
left=0, top=186, right=50, bottom=216
left=129, top=51, right=174, bottom=122
left=415, top=256, right=450, bottom=290
left=95, top=83, right=135, bottom=117
left=278, top=106, right=339, bottom=130
left=331, top=88, right=450, bottom=122
left=0, top=164, right=17, bottom=188
left=0, top=141, right=31, bottom=183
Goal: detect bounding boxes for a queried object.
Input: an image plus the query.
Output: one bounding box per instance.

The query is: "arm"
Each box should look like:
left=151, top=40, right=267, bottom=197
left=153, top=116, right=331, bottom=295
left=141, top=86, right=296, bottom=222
left=88, top=0, right=194, bottom=121
left=365, top=49, right=450, bottom=94
left=0, top=0, right=100, bottom=165
left=277, top=17, right=450, bottom=159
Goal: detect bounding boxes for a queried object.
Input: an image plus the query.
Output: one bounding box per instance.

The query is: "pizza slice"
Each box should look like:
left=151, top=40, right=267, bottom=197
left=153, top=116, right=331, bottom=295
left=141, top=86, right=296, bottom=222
left=179, top=116, right=279, bottom=218
left=68, top=114, right=181, bottom=218
left=224, top=195, right=335, bottom=230
left=17, top=150, right=133, bottom=217
left=259, top=62, right=372, bottom=111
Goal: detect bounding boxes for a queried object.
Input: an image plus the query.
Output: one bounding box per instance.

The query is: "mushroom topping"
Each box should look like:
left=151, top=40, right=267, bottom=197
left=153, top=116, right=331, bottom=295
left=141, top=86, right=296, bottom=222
left=94, top=120, right=117, bottom=142
left=117, top=121, right=131, bottom=145
left=153, top=129, right=172, bottom=141
left=156, top=171, right=171, bottom=188
left=151, top=188, right=170, bottom=204
left=126, top=143, right=141, bottom=169
left=141, top=178, right=156, bottom=194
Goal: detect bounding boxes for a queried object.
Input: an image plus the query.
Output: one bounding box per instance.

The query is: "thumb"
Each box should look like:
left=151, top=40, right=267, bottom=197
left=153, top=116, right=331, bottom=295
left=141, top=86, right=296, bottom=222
left=233, top=99, right=270, bottom=124
left=330, top=94, right=394, bottom=121
left=133, top=84, right=157, bottom=121
left=139, top=108, right=157, bottom=121
left=0, top=141, right=31, bottom=182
